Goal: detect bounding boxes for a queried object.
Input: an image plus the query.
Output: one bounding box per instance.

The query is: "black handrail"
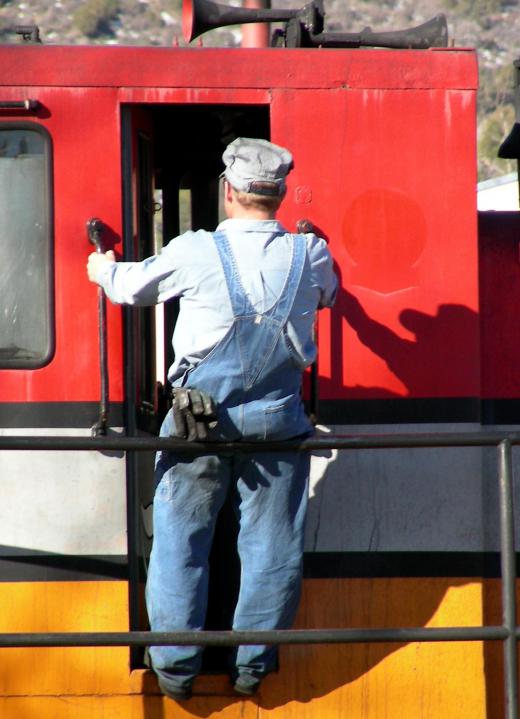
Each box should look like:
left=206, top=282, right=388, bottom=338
left=1, top=430, right=517, bottom=717
left=499, top=440, right=518, bottom=719
left=86, top=217, right=109, bottom=437
left=2, top=430, right=520, bottom=452
left=0, top=626, right=508, bottom=647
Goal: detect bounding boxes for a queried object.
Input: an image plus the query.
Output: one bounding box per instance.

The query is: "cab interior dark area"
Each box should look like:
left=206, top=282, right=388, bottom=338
left=130, top=103, right=270, bottom=672
left=157, top=105, right=270, bottom=233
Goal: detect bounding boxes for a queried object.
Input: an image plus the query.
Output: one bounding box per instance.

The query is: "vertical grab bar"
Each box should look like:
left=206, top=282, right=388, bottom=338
left=498, top=439, right=519, bottom=719
left=297, top=218, right=320, bottom=424
left=87, top=218, right=109, bottom=436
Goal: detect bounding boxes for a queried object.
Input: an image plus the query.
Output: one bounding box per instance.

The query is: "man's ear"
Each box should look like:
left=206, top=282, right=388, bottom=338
left=224, top=180, right=234, bottom=203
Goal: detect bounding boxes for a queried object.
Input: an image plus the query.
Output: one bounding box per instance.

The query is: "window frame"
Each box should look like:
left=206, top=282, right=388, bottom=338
left=0, top=121, right=55, bottom=370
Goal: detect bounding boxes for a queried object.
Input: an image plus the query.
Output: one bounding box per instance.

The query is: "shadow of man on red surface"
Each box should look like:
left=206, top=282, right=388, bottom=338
left=340, top=288, right=480, bottom=398
left=301, top=212, right=480, bottom=401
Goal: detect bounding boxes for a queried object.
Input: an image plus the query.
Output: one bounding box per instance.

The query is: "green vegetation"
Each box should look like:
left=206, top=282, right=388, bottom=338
left=73, top=0, right=120, bottom=37
left=477, top=64, right=516, bottom=179
left=478, top=103, right=516, bottom=179
left=444, top=0, right=506, bottom=26
left=478, top=65, right=515, bottom=118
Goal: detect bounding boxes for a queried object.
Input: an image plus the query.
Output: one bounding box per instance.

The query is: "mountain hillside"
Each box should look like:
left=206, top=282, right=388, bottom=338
left=0, top=0, right=517, bottom=179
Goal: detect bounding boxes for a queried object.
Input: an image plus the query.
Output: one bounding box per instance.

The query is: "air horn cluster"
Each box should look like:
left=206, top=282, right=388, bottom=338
left=182, top=0, right=448, bottom=49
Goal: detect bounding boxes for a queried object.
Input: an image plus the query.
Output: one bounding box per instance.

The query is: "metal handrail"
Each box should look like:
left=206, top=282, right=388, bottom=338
left=2, top=430, right=520, bottom=451
left=0, top=431, right=517, bottom=717
left=0, top=626, right=509, bottom=647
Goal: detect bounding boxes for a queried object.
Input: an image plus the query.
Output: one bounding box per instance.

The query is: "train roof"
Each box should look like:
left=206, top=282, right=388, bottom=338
left=0, top=45, right=478, bottom=90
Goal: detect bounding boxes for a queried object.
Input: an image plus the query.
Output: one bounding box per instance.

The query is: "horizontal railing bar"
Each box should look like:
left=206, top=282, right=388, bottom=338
left=3, top=432, right=520, bottom=452
left=0, top=627, right=510, bottom=647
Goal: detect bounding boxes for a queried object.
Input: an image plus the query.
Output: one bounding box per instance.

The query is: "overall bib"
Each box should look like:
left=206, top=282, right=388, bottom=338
left=147, top=231, right=312, bottom=689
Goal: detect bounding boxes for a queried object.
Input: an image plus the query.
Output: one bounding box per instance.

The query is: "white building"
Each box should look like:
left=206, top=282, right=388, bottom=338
left=477, top=171, right=519, bottom=210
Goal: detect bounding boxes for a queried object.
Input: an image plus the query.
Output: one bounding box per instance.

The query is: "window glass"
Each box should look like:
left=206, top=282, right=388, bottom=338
left=0, top=126, right=52, bottom=367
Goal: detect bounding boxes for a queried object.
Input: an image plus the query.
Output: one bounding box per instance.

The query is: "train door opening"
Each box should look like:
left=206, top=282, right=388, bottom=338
left=122, top=103, right=270, bottom=670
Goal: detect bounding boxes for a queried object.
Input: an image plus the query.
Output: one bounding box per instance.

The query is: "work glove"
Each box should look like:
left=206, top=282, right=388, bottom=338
left=171, top=388, right=218, bottom=441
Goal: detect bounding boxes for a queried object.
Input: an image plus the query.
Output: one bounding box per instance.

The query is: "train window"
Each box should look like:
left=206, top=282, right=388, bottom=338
left=0, top=124, right=53, bottom=369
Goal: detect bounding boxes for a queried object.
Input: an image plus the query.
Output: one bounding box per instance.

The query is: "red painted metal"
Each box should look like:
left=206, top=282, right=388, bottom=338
left=479, top=212, right=520, bottom=398
left=182, top=0, right=196, bottom=44
left=241, top=0, right=270, bottom=48
left=271, top=84, right=478, bottom=398
left=0, top=46, right=476, bottom=90
left=0, top=87, right=124, bottom=402
left=0, top=44, right=480, bottom=405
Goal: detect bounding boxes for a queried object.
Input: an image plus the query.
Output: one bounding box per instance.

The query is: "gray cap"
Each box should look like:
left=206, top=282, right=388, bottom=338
left=222, top=137, right=294, bottom=197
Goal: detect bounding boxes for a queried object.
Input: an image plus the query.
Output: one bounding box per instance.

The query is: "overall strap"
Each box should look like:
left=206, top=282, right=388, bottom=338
left=212, top=230, right=307, bottom=322
left=267, top=233, right=307, bottom=326
left=212, top=231, right=256, bottom=318
left=213, top=230, right=308, bottom=390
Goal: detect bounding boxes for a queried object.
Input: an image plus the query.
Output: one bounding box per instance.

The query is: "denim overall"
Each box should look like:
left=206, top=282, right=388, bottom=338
left=147, top=231, right=312, bottom=690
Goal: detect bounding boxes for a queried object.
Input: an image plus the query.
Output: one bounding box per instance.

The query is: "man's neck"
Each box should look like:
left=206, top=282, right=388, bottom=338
left=227, top=207, right=276, bottom=221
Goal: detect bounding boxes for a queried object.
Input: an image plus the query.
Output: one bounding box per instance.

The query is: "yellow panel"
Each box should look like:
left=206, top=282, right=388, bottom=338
left=0, top=695, right=258, bottom=719
left=256, top=579, right=488, bottom=719
left=0, top=581, right=130, bottom=696
left=0, top=577, right=510, bottom=718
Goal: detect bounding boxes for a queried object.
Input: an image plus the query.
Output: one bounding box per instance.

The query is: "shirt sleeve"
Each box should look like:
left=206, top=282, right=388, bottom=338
left=306, top=234, right=338, bottom=309
left=96, top=231, right=199, bottom=306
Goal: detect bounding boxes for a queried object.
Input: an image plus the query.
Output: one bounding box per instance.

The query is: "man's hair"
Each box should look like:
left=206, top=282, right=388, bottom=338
left=234, top=188, right=283, bottom=213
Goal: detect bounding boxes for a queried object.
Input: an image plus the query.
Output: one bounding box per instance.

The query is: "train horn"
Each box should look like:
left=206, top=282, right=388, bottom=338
left=308, top=15, right=448, bottom=49
left=182, top=0, right=300, bottom=43
left=182, top=0, right=448, bottom=49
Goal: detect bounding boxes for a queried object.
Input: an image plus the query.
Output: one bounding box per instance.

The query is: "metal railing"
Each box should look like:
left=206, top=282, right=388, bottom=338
left=0, top=430, right=518, bottom=717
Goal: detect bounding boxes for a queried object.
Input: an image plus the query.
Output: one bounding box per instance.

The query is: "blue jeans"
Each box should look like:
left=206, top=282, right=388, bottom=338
left=146, top=415, right=310, bottom=689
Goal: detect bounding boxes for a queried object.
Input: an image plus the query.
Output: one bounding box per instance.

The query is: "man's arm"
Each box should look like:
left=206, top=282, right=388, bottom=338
left=86, top=238, right=188, bottom=307
left=308, top=236, right=337, bottom=309
left=296, top=221, right=337, bottom=309
left=87, top=249, right=172, bottom=306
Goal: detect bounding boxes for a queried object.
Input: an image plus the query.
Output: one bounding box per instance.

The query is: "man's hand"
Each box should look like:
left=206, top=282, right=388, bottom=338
left=171, top=388, right=218, bottom=441
left=87, top=250, right=116, bottom=284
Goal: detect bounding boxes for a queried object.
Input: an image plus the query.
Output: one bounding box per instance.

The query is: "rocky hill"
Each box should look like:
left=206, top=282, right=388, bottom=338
left=0, top=0, right=517, bottom=179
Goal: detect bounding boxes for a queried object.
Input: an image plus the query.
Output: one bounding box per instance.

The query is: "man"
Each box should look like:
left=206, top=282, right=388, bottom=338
left=87, top=137, right=337, bottom=700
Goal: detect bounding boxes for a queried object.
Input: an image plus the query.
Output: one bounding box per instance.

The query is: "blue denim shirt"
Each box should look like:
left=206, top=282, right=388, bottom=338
left=97, top=219, right=337, bottom=383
